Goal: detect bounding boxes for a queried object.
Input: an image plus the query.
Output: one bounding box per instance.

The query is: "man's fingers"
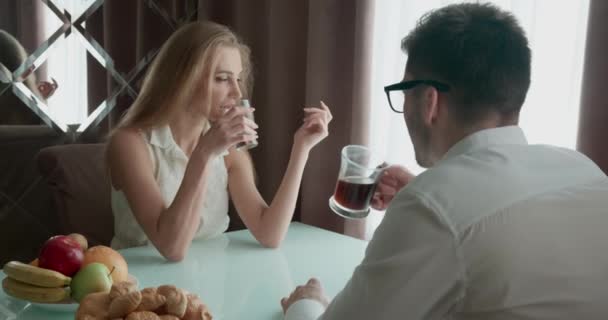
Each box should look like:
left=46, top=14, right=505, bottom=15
left=380, top=174, right=400, bottom=188
left=371, top=194, right=383, bottom=210
left=381, top=195, right=392, bottom=207
left=281, top=297, right=289, bottom=313
left=385, top=165, right=414, bottom=183
left=376, top=183, right=397, bottom=196
left=307, top=278, right=320, bottom=287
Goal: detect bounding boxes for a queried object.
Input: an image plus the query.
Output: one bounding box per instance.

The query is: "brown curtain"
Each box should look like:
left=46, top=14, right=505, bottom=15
left=198, top=0, right=375, bottom=238
left=0, top=0, right=47, bottom=125
left=83, top=0, right=374, bottom=237
left=577, top=0, right=608, bottom=174
left=0, top=0, right=46, bottom=77
left=85, top=0, right=194, bottom=140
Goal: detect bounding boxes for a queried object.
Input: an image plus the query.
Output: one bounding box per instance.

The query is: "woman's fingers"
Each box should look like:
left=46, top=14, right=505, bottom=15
left=230, top=125, right=257, bottom=137
left=228, top=115, right=258, bottom=129
left=304, top=117, right=326, bottom=131
left=221, top=106, right=255, bottom=123
left=303, top=107, right=331, bottom=123
left=320, top=101, right=333, bottom=121
left=303, top=113, right=328, bottom=127
left=228, top=132, right=258, bottom=145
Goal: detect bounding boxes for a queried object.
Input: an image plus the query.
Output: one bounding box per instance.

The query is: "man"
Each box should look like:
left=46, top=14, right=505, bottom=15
left=281, top=3, right=608, bottom=319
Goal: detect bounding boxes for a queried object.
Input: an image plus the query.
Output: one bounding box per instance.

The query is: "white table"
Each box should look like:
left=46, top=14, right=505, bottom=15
left=0, top=222, right=367, bottom=319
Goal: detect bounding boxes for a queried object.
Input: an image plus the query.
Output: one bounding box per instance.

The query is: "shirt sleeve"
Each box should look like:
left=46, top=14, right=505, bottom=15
left=284, top=299, right=326, bottom=320
left=318, top=190, right=465, bottom=319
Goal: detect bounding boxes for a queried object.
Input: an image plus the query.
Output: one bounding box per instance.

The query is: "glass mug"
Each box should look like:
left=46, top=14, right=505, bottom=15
left=235, top=99, right=258, bottom=150
left=329, top=145, right=386, bottom=219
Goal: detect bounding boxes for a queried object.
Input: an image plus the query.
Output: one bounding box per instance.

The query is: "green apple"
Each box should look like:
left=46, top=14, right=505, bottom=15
left=70, top=262, right=113, bottom=302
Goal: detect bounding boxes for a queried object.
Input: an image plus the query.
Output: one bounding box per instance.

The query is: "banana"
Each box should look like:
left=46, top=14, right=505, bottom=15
left=2, top=277, right=69, bottom=303
left=3, top=261, right=71, bottom=287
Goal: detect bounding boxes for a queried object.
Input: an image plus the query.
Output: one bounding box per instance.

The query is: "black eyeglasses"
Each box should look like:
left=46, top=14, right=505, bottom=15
left=384, top=80, right=450, bottom=113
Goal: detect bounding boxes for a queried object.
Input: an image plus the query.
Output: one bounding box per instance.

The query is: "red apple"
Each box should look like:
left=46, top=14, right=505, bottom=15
left=38, top=235, right=84, bottom=276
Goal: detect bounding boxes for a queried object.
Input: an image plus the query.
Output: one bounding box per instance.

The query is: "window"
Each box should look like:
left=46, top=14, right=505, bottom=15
left=367, top=0, right=590, bottom=238
left=43, top=0, right=90, bottom=127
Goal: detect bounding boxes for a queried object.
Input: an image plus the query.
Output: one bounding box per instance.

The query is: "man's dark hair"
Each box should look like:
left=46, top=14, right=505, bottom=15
left=402, top=3, right=531, bottom=123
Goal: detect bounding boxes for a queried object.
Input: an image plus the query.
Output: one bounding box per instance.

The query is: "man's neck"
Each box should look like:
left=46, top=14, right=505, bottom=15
left=435, top=113, right=519, bottom=162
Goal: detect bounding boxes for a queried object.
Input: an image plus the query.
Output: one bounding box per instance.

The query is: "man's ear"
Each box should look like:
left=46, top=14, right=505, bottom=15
left=420, top=87, right=440, bottom=127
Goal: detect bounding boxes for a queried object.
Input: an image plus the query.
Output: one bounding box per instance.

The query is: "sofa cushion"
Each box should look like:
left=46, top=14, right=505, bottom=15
left=37, top=143, right=113, bottom=246
left=0, top=125, right=66, bottom=265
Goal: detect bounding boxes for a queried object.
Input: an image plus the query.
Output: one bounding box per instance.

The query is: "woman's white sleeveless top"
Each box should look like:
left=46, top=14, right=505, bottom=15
left=110, top=125, right=229, bottom=249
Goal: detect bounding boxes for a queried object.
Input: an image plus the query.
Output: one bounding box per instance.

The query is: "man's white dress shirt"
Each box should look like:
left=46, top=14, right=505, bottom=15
left=286, top=126, right=608, bottom=319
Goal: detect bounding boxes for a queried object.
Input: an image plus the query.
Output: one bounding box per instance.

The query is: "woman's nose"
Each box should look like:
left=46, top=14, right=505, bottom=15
left=229, top=79, right=243, bottom=99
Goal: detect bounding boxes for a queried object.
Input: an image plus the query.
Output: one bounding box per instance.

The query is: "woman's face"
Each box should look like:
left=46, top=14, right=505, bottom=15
left=207, top=46, right=243, bottom=121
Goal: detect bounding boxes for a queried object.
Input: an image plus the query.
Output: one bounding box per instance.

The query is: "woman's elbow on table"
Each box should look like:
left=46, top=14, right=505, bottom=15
left=164, top=251, right=186, bottom=262
left=257, top=234, right=283, bottom=249
left=156, top=243, right=187, bottom=262
left=260, top=240, right=280, bottom=249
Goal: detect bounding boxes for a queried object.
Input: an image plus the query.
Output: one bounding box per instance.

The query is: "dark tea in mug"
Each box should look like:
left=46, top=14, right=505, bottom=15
left=329, top=145, right=384, bottom=219
left=333, top=176, right=377, bottom=211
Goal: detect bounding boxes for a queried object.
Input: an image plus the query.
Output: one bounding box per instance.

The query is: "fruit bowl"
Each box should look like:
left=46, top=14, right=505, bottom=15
left=27, top=274, right=138, bottom=313
left=29, top=298, right=79, bottom=312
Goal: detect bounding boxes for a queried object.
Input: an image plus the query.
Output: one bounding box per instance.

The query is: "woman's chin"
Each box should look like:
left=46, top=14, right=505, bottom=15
left=207, top=114, right=219, bottom=123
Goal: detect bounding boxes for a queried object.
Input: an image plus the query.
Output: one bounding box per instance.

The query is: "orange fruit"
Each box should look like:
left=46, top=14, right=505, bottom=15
left=82, top=246, right=128, bottom=283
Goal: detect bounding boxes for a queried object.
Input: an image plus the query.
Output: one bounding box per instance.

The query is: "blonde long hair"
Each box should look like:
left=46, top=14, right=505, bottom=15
left=114, top=21, right=252, bottom=131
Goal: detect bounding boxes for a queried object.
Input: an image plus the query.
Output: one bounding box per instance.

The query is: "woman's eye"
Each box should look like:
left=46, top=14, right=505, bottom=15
left=216, top=77, right=229, bottom=82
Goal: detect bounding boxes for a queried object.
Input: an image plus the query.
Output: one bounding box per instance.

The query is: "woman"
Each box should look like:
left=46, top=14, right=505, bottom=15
left=106, top=21, right=332, bottom=261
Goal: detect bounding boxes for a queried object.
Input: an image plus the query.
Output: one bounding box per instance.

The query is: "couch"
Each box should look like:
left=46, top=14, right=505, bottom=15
left=1, top=131, right=246, bottom=265
left=0, top=125, right=66, bottom=265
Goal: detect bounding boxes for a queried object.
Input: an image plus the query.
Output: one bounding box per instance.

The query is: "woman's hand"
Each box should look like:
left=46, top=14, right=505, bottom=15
left=294, top=101, right=333, bottom=152
left=37, top=78, right=58, bottom=99
left=196, top=106, right=258, bottom=157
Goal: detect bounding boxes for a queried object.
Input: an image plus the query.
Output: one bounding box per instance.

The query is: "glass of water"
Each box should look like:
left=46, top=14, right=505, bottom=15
left=235, top=99, right=258, bottom=150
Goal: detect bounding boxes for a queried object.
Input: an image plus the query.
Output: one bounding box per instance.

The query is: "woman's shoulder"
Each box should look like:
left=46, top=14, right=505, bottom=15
left=107, top=127, right=155, bottom=189
left=108, top=127, right=146, bottom=149
left=106, top=127, right=150, bottom=162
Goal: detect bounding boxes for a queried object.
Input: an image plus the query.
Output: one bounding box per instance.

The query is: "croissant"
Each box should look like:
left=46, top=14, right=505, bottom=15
left=110, top=281, right=138, bottom=300
left=75, top=292, right=112, bottom=320
left=109, top=290, right=142, bottom=318
left=183, top=294, right=213, bottom=320
left=156, top=285, right=187, bottom=318
left=125, top=311, right=160, bottom=320
left=136, top=292, right=167, bottom=312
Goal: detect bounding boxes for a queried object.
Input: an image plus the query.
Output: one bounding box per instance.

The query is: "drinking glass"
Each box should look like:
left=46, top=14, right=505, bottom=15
left=235, top=99, right=258, bottom=150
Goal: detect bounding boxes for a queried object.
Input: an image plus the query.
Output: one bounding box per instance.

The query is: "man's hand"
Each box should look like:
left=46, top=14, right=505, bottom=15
left=371, top=165, right=416, bottom=210
left=281, top=278, right=330, bottom=314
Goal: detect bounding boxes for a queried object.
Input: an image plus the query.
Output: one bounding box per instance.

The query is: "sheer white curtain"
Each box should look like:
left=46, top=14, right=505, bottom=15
left=43, top=0, right=90, bottom=127
left=366, top=0, right=590, bottom=238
